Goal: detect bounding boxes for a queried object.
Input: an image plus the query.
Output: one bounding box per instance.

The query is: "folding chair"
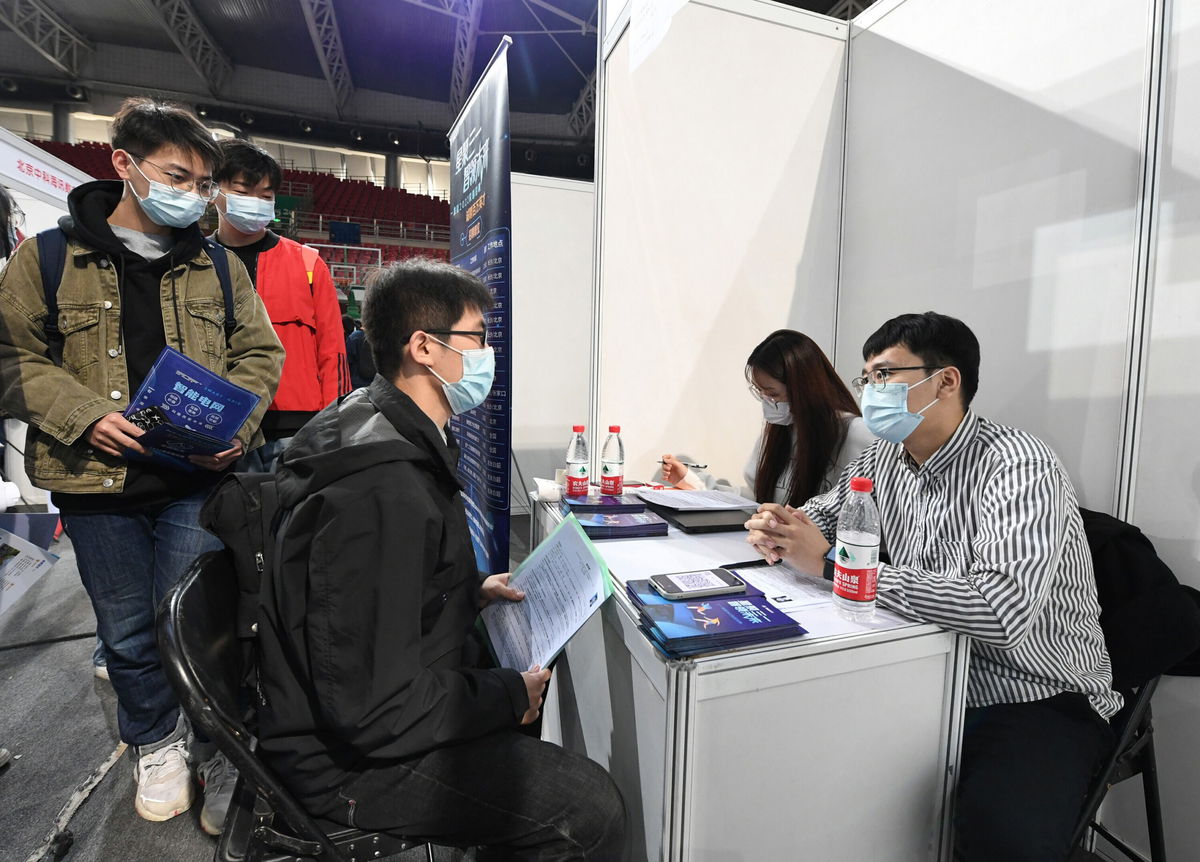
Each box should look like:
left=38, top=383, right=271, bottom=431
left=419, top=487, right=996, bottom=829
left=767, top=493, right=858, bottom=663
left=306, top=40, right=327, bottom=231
left=1070, top=677, right=1164, bottom=862
left=1070, top=508, right=1200, bottom=862
left=157, top=550, right=433, bottom=862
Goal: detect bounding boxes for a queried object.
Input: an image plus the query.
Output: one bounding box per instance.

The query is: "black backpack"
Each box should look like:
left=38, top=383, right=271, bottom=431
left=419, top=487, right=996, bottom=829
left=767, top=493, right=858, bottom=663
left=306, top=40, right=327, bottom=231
left=36, top=227, right=235, bottom=364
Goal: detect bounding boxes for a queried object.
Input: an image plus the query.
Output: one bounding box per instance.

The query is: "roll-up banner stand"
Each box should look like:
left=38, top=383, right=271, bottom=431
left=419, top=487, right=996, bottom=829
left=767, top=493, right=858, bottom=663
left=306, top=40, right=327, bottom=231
left=448, top=37, right=513, bottom=573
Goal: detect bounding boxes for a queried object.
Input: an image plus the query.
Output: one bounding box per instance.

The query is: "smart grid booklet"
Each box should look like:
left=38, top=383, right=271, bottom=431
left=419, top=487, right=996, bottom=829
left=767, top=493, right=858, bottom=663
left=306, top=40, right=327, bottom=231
left=122, top=346, right=259, bottom=470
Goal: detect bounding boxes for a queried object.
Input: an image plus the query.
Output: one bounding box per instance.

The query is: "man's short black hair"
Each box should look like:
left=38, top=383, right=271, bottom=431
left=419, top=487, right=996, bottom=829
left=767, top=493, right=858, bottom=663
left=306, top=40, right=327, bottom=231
left=362, top=259, right=494, bottom=379
left=110, top=97, right=220, bottom=171
left=862, top=311, right=981, bottom=406
left=214, top=138, right=282, bottom=191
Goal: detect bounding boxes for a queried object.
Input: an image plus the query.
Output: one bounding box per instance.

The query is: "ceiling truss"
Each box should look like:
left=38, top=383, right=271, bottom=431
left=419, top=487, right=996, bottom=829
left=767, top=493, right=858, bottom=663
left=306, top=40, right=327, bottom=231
left=141, top=0, right=233, bottom=97
left=448, top=0, right=482, bottom=114
left=0, top=0, right=91, bottom=78
left=394, top=0, right=466, bottom=21
left=827, top=0, right=875, bottom=19
left=567, top=69, right=595, bottom=137
left=299, top=0, right=355, bottom=118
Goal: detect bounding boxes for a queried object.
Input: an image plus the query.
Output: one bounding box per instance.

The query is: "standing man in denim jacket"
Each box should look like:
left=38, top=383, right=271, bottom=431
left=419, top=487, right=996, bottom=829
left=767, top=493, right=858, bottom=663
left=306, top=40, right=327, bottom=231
left=0, top=98, right=282, bottom=828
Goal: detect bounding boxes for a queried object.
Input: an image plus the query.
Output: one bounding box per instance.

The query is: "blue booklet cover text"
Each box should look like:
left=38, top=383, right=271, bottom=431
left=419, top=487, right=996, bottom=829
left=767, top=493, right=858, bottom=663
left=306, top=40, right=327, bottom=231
left=123, top=346, right=259, bottom=470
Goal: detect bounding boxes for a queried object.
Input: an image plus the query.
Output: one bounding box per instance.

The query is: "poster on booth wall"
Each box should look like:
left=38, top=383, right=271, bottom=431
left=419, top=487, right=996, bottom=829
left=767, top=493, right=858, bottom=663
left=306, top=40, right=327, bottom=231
left=449, top=38, right=513, bottom=574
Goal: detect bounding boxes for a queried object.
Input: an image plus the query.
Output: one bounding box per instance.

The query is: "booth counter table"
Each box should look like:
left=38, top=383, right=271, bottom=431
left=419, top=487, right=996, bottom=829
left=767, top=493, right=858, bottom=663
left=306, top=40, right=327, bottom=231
left=530, top=498, right=968, bottom=862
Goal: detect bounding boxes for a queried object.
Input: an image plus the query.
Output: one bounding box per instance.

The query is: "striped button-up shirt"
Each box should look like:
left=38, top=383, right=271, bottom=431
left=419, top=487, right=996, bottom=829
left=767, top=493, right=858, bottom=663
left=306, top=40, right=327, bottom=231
left=804, top=411, right=1122, bottom=719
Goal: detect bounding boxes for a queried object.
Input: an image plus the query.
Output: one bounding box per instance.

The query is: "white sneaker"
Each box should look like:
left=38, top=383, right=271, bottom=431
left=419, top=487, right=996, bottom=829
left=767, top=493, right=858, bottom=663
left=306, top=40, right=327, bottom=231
left=197, top=751, right=237, bottom=836
left=133, top=738, right=194, bottom=821
left=93, top=662, right=110, bottom=682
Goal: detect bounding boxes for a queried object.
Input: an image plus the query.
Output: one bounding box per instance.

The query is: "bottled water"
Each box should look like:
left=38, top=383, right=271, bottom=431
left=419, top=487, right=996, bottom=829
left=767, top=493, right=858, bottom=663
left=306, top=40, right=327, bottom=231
left=832, top=476, right=880, bottom=622
left=600, top=425, right=624, bottom=496
left=565, top=425, right=589, bottom=496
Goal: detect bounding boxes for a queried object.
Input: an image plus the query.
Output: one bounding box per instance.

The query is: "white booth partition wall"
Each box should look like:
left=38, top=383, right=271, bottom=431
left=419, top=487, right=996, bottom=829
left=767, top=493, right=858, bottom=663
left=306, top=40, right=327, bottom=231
left=1113, top=0, right=1200, bottom=858
left=594, top=0, right=847, bottom=489
left=839, top=0, right=1156, bottom=511
left=840, top=0, right=1200, bottom=856
left=510, top=173, right=595, bottom=513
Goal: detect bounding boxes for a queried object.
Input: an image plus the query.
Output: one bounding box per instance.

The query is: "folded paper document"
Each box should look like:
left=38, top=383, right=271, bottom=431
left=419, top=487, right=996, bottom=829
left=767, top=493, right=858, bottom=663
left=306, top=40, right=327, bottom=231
left=481, top=514, right=614, bottom=670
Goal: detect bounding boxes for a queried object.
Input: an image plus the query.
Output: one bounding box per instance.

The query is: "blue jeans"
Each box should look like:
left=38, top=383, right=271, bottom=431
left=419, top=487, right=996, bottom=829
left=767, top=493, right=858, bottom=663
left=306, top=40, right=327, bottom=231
left=62, top=490, right=222, bottom=747
left=236, top=436, right=292, bottom=474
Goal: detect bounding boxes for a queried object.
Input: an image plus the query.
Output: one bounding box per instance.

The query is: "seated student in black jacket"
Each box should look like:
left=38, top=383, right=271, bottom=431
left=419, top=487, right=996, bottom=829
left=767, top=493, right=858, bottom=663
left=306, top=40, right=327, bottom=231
left=256, top=258, right=626, bottom=861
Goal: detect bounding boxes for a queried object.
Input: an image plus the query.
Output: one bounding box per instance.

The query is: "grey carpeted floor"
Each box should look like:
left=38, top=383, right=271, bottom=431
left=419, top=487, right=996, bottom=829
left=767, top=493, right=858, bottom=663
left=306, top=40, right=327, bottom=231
left=0, top=516, right=533, bottom=862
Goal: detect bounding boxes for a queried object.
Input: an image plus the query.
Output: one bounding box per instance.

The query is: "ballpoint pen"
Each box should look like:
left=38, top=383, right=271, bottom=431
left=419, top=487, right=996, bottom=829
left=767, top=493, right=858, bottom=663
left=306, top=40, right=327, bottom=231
left=658, top=459, right=707, bottom=469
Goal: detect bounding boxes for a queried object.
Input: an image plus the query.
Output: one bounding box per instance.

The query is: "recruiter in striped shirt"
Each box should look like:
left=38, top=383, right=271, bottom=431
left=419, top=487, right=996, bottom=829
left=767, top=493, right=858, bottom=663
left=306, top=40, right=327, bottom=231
left=745, top=311, right=1119, bottom=862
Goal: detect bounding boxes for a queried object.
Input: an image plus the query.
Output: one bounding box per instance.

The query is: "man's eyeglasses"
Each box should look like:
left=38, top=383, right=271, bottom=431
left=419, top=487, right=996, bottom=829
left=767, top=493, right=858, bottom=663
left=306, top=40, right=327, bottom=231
left=426, top=329, right=488, bottom=348
left=851, top=366, right=940, bottom=396
left=129, top=152, right=220, bottom=201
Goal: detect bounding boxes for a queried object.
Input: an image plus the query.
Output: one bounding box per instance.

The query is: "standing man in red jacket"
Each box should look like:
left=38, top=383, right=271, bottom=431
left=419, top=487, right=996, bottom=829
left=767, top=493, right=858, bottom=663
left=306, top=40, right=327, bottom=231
left=212, top=139, right=349, bottom=471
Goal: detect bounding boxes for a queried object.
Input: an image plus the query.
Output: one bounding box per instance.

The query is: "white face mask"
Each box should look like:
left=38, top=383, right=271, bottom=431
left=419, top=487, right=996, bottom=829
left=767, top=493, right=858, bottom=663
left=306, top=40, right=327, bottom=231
left=127, top=158, right=208, bottom=228
left=761, top=398, right=792, bottom=426
left=220, top=190, right=276, bottom=234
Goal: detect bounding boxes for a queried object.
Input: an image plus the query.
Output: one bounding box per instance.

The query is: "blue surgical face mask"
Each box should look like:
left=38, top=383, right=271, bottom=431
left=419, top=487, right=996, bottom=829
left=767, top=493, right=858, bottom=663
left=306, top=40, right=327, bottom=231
left=127, top=158, right=208, bottom=228
left=428, top=335, right=495, bottom=415
left=860, top=369, right=942, bottom=444
left=220, top=190, right=276, bottom=234
left=761, top=398, right=792, bottom=426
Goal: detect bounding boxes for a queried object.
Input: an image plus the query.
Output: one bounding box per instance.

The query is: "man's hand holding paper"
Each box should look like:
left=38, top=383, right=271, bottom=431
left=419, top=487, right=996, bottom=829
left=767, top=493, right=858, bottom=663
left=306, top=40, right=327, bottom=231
left=480, top=514, right=613, bottom=672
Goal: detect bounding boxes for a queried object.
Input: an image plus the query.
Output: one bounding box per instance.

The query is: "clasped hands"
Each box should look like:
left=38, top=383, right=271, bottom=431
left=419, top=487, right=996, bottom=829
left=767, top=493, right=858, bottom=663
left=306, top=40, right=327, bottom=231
left=744, top=503, right=832, bottom=577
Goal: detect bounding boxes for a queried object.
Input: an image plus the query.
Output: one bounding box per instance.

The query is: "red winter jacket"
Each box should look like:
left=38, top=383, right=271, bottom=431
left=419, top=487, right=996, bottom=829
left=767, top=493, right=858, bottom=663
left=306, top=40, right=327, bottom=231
left=255, top=238, right=349, bottom=412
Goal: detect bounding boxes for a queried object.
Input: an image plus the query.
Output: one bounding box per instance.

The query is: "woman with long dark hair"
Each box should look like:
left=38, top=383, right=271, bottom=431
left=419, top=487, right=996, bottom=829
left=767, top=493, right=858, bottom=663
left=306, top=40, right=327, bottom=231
left=662, top=329, right=872, bottom=506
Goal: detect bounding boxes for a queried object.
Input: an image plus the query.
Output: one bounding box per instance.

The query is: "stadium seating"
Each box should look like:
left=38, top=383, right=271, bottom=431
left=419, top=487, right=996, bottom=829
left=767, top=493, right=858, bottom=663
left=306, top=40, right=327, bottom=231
left=28, top=140, right=450, bottom=229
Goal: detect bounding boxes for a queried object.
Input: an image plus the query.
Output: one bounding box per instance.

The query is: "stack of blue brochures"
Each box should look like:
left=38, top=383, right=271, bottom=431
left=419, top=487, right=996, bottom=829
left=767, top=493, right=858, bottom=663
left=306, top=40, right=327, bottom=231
left=561, top=492, right=647, bottom=514
left=570, top=510, right=669, bottom=540
left=625, top=579, right=805, bottom=657
left=122, top=347, right=260, bottom=471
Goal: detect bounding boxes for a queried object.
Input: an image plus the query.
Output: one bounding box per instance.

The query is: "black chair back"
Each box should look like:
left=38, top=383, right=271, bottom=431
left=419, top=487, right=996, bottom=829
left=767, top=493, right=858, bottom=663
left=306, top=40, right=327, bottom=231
left=157, top=550, right=348, bottom=861
left=1069, top=508, right=1200, bottom=862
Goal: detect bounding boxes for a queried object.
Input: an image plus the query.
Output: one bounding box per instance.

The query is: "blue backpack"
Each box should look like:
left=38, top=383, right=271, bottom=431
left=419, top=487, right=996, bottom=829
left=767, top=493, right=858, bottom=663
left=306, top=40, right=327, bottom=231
left=35, top=227, right=235, bottom=364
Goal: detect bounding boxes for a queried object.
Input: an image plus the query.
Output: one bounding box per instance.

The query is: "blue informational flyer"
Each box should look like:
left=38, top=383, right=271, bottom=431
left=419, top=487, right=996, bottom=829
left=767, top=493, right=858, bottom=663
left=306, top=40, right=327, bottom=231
left=122, top=346, right=259, bottom=470
left=570, top=511, right=669, bottom=539
left=626, top=579, right=804, bottom=656
left=562, top=493, right=647, bottom=514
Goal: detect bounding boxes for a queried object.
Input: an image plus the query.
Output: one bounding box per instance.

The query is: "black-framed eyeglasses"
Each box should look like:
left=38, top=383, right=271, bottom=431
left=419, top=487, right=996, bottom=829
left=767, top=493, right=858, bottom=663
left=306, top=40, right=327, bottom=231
left=425, top=329, right=487, bottom=348
left=128, top=152, right=220, bottom=201
left=851, top=366, right=940, bottom=396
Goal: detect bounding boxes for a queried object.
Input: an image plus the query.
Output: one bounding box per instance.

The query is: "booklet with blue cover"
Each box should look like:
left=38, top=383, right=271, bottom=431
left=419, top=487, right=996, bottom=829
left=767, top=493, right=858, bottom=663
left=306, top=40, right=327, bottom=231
left=570, top=510, right=669, bottom=539
left=625, top=579, right=804, bottom=656
left=122, top=347, right=259, bottom=470
left=562, top=492, right=646, bottom=514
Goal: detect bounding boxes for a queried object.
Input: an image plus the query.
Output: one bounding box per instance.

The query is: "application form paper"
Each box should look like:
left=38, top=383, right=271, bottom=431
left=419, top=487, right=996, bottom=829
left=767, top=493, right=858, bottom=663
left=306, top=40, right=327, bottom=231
left=634, top=488, right=759, bottom=511
left=733, top=563, right=915, bottom=637
left=481, top=514, right=614, bottom=671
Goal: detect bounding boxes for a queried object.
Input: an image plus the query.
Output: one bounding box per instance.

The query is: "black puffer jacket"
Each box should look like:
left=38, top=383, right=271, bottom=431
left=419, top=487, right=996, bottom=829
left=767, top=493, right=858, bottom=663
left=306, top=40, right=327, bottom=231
left=255, top=376, right=527, bottom=810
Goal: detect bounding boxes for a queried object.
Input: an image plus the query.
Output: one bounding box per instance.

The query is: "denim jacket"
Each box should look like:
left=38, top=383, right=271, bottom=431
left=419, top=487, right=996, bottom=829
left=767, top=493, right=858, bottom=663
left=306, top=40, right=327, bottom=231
left=0, top=231, right=283, bottom=495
